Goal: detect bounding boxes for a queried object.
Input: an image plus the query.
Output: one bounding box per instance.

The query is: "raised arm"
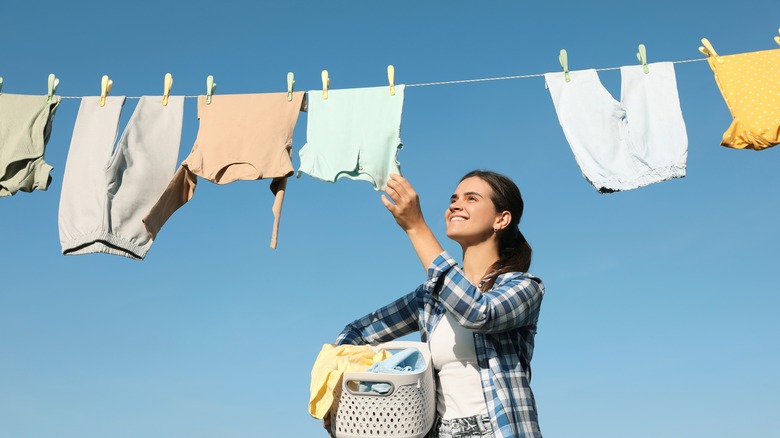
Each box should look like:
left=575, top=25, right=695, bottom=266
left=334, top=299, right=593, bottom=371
left=381, top=174, right=444, bottom=271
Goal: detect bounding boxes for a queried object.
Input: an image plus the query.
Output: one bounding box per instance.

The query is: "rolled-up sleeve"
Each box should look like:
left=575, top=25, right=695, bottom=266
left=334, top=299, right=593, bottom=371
left=335, top=286, right=425, bottom=346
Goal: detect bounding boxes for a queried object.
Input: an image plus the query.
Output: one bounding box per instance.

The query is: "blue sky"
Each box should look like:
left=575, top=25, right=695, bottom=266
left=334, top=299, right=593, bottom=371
left=1, top=1, right=779, bottom=437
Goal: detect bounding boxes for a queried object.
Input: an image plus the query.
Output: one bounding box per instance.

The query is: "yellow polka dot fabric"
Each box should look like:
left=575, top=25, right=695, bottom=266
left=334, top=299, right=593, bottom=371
left=707, top=48, right=780, bottom=150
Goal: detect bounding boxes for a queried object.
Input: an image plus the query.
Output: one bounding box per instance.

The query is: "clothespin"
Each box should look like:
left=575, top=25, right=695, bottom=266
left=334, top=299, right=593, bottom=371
left=0, top=77, right=4, bottom=94
left=698, top=38, right=723, bottom=64
left=99, top=75, right=113, bottom=108
left=321, top=70, right=329, bottom=100
left=387, top=65, right=396, bottom=96
left=774, top=27, right=780, bottom=46
left=206, top=75, right=216, bottom=105
left=162, top=73, right=173, bottom=106
left=287, top=72, right=295, bottom=102
left=47, top=73, right=59, bottom=103
left=636, top=44, right=650, bottom=74
left=559, top=49, right=570, bottom=82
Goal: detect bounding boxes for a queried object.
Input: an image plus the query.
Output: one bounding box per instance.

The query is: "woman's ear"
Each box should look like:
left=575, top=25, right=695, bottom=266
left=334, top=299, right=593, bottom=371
left=494, top=211, right=512, bottom=231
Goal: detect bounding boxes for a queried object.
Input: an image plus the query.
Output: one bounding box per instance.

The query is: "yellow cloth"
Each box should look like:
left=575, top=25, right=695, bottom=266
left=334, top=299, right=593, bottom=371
left=707, top=48, right=780, bottom=150
left=308, top=344, right=392, bottom=419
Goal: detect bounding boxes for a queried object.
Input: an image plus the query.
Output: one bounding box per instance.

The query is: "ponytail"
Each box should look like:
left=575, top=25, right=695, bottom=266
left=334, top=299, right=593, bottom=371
left=459, top=170, right=533, bottom=292
left=481, top=227, right=532, bottom=292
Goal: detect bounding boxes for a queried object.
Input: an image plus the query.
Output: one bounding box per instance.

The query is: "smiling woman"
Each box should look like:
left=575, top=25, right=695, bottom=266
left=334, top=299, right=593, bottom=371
left=332, top=171, right=545, bottom=438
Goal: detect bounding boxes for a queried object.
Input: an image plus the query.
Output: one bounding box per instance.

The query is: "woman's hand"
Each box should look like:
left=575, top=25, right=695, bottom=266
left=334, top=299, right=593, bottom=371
left=381, top=174, right=444, bottom=270
left=381, top=174, right=426, bottom=232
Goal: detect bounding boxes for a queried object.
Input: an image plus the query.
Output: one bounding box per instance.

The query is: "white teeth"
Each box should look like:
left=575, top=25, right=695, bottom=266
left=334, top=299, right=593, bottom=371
left=450, top=217, right=466, bottom=222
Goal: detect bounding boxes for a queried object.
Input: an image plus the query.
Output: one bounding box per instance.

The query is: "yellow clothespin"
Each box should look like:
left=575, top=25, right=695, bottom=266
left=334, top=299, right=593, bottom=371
left=206, top=75, right=216, bottom=105
left=321, top=70, right=329, bottom=100
left=287, top=72, right=295, bottom=102
left=559, top=49, right=570, bottom=82
left=99, top=75, right=113, bottom=107
left=387, top=65, right=396, bottom=96
left=774, top=27, right=780, bottom=46
left=698, top=38, right=723, bottom=64
left=636, top=44, right=649, bottom=74
left=47, top=73, right=59, bottom=103
left=162, top=73, right=173, bottom=106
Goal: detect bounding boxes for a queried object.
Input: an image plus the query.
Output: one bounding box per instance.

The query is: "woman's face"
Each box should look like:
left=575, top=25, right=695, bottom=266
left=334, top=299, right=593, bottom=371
left=445, top=176, right=503, bottom=246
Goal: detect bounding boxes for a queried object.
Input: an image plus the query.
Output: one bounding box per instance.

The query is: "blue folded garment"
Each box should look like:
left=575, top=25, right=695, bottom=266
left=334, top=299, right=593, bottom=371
left=368, top=347, right=426, bottom=374
left=359, top=348, right=427, bottom=394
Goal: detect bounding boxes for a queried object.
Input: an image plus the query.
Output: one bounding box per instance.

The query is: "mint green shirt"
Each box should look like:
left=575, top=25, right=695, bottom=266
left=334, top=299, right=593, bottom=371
left=297, top=85, right=405, bottom=191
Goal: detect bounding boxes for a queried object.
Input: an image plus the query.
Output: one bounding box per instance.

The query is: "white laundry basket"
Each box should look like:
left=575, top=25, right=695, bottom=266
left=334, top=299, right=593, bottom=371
left=329, top=341, right=436, bottom=438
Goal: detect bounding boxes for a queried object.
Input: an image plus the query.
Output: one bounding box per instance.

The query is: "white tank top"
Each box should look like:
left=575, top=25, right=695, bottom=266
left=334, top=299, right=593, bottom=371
left=429, top=311, right=488, bottom=419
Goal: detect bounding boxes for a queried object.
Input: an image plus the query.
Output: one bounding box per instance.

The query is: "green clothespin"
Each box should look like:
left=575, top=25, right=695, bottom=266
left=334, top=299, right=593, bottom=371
left=287, top=72, right=295, bottom=102
left=47, top=73, right=59, bottom=102
left=637, top=44, right=649, bottom=74
left=206, top=75, right=216, bottom=104
left=559, top=49, right=570, bottom=82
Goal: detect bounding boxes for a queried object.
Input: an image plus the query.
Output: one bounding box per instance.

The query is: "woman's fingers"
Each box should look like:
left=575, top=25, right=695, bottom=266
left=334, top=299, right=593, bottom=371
left=385, top=175, right=416, bottom=206
left=380, top=194, right=396, bottom=212
left=381, top=174, right=425, bottom=232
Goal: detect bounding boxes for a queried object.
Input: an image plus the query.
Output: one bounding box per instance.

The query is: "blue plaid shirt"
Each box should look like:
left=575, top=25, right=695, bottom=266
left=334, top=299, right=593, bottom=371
left=336, top=251, right=544, bottom=438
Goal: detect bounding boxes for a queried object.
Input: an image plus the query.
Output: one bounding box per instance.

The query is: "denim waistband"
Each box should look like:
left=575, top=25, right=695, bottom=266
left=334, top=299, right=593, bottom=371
left=433, top=414, right=493, bottom=438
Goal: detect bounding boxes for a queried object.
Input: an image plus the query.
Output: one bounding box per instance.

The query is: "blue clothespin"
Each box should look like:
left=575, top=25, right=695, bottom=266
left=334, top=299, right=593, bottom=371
left=287, top=72, right=294, bottom=102
left=206, top=75, right=216, bottom=105
left=637, top=44, right=649, bottom=74
left=559, top=49, right=570, bottom=82
left=47, top=73, right=59, bottom=102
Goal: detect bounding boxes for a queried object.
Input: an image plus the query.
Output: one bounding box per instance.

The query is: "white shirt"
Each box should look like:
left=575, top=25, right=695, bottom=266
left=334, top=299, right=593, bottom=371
left=429, top=311, right=489, bottom=419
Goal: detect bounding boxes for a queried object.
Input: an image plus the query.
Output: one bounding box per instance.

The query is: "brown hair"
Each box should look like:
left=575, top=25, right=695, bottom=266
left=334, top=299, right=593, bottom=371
left=460, top=170, right=532, bottom=291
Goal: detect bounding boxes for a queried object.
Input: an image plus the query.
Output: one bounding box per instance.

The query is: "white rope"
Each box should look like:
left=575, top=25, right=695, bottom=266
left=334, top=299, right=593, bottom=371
left=55, top=57, right=709, bottom=98
left=406, top=58, right=707, bottom=88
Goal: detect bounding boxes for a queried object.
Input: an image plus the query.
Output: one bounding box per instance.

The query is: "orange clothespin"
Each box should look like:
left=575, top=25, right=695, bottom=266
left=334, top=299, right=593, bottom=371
left=321, top=70, right=329, bottom=100
left=387, top=65, right=396, bottom=96
left=99, top=75, right=113, bottom=107
left=698, top=38, right=723, bottom=64
left=162, top=73, right=173, bottom=106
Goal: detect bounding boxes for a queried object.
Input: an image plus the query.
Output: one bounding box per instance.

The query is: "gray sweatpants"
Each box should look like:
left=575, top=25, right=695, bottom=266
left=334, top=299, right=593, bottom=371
left=58, top=95, right=183, bottom=260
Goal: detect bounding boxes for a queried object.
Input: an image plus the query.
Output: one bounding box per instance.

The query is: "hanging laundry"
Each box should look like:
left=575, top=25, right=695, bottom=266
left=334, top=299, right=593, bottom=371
left=545, top=63, right=688, bottom=193
left=297, top=85, right=405, bottom=191
left=143, top=92, right=306, bottom=249
left=704, top=49, right=780, bottom=150
left=0, top=93, right=60, bottom=197
left=58, top=96, right=184, bottom=260
left=308, top=344, right=392, bottom=419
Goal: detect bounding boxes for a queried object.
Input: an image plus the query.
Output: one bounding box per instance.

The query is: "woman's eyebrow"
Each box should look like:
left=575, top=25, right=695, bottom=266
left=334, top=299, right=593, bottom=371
left=451, top=191, right=484, bottom=201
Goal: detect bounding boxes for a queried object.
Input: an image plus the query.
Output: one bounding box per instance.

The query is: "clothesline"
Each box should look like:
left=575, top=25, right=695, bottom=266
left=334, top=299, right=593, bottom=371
left=57, top=57, right=709, bottom=100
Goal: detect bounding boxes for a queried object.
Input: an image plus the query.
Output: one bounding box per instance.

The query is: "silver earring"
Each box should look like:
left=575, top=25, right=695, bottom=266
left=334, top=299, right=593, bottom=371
left=493, top=227, right=499, bottom=233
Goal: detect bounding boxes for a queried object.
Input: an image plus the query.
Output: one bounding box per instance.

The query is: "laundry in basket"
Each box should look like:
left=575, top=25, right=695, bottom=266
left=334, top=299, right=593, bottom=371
left=360, top=348, right=426, bottom=394
left=329, top=341, right=436, bottom=438
left=308, top=344, right=392, bottom=419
